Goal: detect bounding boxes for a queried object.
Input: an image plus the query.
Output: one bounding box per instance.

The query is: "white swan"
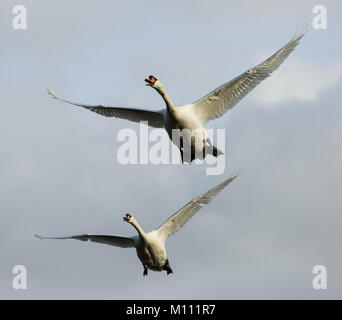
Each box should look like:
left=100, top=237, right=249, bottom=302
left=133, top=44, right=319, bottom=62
left=48, top=31, right=305, bottom=163
left=35, top=174, right=238, bottom=276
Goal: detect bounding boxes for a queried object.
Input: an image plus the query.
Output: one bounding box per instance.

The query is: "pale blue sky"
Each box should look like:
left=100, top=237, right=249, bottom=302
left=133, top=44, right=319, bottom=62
left=0, top=0, right=341, bottom=299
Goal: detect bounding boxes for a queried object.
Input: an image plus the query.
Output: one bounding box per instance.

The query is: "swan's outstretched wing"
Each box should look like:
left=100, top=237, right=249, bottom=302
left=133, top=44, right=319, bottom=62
left=47, top=88, right=164, bottom=128
left=193, top=31, right=306, bottom=124
left=35, top=233, right=136, bottom=248
left=157, top=174, right=238, bottom=240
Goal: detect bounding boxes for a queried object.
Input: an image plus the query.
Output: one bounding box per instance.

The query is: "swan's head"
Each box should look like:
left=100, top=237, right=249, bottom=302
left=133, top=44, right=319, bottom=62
left=123, top=213, right=133, bottom=223
left=144, top=75, right=160, bottom=88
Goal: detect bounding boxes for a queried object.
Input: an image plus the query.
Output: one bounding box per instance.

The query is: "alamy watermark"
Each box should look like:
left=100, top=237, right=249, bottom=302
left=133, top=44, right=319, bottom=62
left=312, top=5, right=327, bottom=30
left=9, top=263, right=330, bottom=292
left=312, top=265, right=327, bottom=290
left=116, top=122, right=226, bottom=176
left=12, top=5, right=27, bottom=30
left=12, top=265, right=27, bottom=290
left=10, top=4, right=328, bottom=32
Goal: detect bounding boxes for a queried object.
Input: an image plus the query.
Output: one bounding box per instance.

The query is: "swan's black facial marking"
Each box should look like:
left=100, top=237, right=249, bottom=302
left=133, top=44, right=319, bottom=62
left=123, top=213, right=132, bottom=222
left=144, top=75, right=158, bottom=86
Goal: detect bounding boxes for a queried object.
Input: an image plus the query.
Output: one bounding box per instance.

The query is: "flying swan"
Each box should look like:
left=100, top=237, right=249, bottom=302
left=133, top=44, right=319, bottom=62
left=48, top=31, right=305, bottom=163
left=35, top=174, right=238, bottom=276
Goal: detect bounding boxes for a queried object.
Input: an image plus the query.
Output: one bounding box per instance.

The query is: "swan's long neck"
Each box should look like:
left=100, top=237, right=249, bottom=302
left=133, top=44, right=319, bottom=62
left=155, top=85, right=177, bottom=115
left=130, top=219, right=147, bottom=242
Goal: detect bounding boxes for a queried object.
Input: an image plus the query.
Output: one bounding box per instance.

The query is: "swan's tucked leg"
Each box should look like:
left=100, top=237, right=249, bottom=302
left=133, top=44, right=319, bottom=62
left=179, top=136, right=185, bottom=164
left=163, top=259, right=173, bottom=275
left=190, top=150, right=195, bottom=163
left=180, top=148, right=184, bottom=164
left=143, top=264, right=148, bottom=277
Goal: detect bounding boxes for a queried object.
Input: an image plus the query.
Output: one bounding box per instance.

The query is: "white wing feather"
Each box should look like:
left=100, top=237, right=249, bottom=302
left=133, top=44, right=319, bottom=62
left=47, top=88, right=164, bottom=128
left=157, top=174, right=238, bottom=241
left=193, top=31, right=306, bottom=124
left=35, top=233, right=136, bottom=248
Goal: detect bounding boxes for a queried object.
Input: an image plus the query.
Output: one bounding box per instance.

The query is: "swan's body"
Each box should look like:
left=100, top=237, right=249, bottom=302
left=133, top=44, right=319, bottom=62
left=48, top=31, right=305, bottom=162
left=35, top=174, right=238, bottom=276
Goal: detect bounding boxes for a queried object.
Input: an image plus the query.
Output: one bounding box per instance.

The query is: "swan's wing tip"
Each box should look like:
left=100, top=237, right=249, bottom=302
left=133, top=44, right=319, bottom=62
left=34, top=234, right=44, bottom=240
left=293, top=22, right=309, bottom=40
left=230, top=167, right=243, bottom=179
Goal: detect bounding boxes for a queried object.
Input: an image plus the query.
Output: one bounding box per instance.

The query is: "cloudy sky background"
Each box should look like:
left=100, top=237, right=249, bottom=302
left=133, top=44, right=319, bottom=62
left=1, top=0, right=341, bottom=299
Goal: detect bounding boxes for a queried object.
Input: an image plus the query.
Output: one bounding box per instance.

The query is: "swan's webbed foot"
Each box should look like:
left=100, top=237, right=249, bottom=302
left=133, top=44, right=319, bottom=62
left=163, top=259, right=173, bottom=275
left=143, top=265, right=148, bottom=277
left=212, top=146, right=218, bottom=157
left=166, top=267, right=173, bottom=275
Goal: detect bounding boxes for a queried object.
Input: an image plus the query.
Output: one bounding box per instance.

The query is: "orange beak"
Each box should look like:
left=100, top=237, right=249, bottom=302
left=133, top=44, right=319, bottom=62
left=123, top=213, right=132, bottom=222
